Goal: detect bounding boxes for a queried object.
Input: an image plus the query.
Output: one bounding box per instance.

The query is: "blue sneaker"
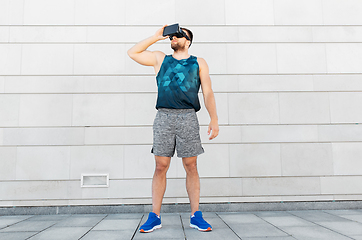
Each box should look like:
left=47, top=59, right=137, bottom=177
left=190, top=211, right=212, bottom=231
left=139, top=212, right=162, bottom=233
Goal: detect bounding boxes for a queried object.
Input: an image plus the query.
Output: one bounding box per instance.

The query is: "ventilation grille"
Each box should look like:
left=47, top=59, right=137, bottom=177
left=81, top=174, right=109, bottom=188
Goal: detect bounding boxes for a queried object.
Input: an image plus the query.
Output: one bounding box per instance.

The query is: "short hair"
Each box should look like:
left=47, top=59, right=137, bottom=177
left=181, top=27, right=193, bottom=48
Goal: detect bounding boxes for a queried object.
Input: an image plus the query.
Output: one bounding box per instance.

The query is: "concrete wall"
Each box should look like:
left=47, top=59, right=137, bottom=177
left=1, top=0, right=362, bottom=207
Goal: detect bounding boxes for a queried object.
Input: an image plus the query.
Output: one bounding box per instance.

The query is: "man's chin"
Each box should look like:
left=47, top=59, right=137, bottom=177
left=171, top=43, right=178, bottom=51
left=171, top=45, right=185, bottom=52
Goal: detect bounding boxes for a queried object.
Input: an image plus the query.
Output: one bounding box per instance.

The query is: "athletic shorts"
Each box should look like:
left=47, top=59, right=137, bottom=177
left=151, top=108, right=204, bottom=158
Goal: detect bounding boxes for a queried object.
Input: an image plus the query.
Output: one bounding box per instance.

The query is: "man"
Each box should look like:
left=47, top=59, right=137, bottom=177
left=127, top=24, right=219, bottom=233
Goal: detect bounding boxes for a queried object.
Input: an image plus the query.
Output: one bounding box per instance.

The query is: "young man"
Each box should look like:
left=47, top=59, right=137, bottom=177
left=127, top=25, right=219, bottom=233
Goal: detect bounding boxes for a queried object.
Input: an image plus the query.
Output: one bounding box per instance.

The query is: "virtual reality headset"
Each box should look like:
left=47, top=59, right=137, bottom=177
left=163, top=23, right=191, bottom=45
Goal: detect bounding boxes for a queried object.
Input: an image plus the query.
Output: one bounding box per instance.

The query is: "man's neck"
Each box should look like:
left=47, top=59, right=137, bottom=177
left=172, top=50, right=190, bottom=60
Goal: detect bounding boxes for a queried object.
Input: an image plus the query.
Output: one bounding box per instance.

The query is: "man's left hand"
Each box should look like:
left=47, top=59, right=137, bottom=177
left=207, top=120, right=219, bottom=140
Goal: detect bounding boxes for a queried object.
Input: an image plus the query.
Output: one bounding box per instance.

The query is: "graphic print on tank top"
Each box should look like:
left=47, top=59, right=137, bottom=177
left=155, top=55, right=201, bottom=111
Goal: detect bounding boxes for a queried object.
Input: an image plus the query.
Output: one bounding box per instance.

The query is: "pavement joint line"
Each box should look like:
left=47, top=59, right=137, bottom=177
left=131, top=213, right=144, bottom=240
left=24, top=220, right=59, bottom=240
left=215, top=212, right=242, bottom=240
left=78, top=214, right=109, bottom=240
left=179, top=213, right=187, bottom=240
left=287, top=210, right=356, bottom=240
left=254, top=212, right=297, bottom=239
left=322, top=209, right=362, bottom=224
left=0, top=215, right=34, bottom=231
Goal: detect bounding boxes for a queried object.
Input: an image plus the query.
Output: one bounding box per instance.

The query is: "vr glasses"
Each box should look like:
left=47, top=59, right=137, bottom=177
left=162, top=23, right=191, bottom=42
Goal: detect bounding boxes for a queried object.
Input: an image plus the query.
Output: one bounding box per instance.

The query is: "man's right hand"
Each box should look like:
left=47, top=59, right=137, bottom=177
left=154, top=25, right=169, bottom=41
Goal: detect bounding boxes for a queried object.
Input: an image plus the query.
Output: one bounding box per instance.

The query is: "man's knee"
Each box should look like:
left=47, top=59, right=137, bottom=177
left=155, top=163, right=169, bottom=173
left=155, top=156, right=171, bottom=173
left=183, top=157, right=198, bottom=173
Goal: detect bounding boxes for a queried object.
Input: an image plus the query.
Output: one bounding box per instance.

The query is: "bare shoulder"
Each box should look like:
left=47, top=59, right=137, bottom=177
left=153, top=51, right=165, bottom=67
left=197, top=57, right=209, bottom=72
left=154, top=50, right=166, bottom=57
left=153, top=51, right=166, bottom=74
left=197, top=57, right=207, bottom=65
left=154, top=51, right=166, bottom=60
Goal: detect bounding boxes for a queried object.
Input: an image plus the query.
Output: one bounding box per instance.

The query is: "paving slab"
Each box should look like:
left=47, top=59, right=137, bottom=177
left=243, top=237, right=296, bottom=240
left=0, top=215, right=33, bottom=229
left=104, top=213, right=144, bottom=220
left=53, top=215, right=105, bottom=227
left=228, top=223, right=289, bottom=238
left=27, top=226, right=91, bottom=240
left=288, top=210, right=353, bottom=222
left=184, top=227, right=240, bottom=240
left=253, top=211, right=293, bottom=217
left=324, top=210, right=362, bottom=215
left=260, top=215, right=316, bottom=227
left=0, top=231, right=38, bottom=240
left=92, top=219, right=140, bottom=231
left=27, top=215, right=71, bottom=221
left=336, top=214, right=362, bottom=223
left=279, top=226, right=352, bottom=240
left=80, top=230, right=136, bottom=240
left=0, top=220, right=57, bottom=232
left=158, top=214, right=183, bottom=226
left=317, top=221, right=362, bottom=236
left=218, top=213, right=265, bottom=224
left=133, top=226, right=185, bottom=240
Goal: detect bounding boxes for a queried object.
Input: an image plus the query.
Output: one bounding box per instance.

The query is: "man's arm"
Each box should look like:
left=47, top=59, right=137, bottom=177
left=127, top=25, right=167, bottom=71
left=198, top=57, right=219, bottom=140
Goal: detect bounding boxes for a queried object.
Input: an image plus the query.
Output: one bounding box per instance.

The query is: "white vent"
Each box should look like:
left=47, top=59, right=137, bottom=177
left=81, top=174, right=109, bottom=188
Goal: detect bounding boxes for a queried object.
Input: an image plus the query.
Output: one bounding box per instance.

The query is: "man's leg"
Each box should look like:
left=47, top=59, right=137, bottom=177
left=152, top=155, right=171, bottom=216
left=182, top=156, right=200, bottom=215
left=183, top=156, right=212, bottom=232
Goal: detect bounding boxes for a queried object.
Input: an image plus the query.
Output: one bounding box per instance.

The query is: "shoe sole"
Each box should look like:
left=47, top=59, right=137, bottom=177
left=190, top=223, right=212, bottom=232
left=139, top=224, right=162, bottom=233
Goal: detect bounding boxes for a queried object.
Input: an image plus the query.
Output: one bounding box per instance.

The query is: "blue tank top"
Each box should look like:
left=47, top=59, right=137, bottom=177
left=155, top=55, right=201, bottom=112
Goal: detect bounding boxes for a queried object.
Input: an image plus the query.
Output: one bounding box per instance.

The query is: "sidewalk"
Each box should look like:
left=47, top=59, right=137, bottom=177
left=1, top=210, right=362, bottom=240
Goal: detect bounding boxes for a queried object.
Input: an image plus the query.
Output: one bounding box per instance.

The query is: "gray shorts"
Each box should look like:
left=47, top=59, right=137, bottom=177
left=151, top=108, right=204, bottom=158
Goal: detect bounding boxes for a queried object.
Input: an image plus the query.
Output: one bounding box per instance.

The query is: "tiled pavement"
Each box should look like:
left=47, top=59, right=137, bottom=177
left=1, top=210, right=362, bottom=240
